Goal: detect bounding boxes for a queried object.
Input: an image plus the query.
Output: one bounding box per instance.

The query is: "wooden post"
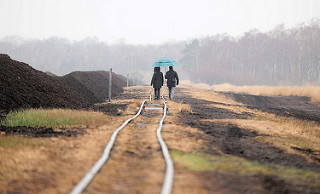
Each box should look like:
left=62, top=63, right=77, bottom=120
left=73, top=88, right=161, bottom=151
left=108, top=68, right=112, bottom=102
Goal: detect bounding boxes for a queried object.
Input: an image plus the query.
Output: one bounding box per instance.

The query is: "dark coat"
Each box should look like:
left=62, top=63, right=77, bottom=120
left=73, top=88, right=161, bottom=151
left=151, top=71, right=164, bottom=89
left=165, top=70, right=179, bottom=87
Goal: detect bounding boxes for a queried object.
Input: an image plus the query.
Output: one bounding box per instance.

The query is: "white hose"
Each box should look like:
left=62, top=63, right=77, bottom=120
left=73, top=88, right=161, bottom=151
left=70, top=101, right=146, bottom=194
left=157, top=92, right=174, bottom=194
left=149, top=90, right=153, bottom=101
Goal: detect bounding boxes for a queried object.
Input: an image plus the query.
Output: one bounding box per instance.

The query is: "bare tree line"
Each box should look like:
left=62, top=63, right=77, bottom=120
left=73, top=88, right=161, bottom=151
left=1, top=19, right=319, bottom=85
left=0, top=36, right=184, bottom=79
left=181, top=19, right=320, bottom=85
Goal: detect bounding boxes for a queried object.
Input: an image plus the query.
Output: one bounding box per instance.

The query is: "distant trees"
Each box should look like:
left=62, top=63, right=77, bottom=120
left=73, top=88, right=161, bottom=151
left=1, top=19, right=320, bottom=85
left=180, top=39, right=200, bottom=72
left=179, top=20, right=320, bottom=85
left=0, top=37, right=184, bottom=82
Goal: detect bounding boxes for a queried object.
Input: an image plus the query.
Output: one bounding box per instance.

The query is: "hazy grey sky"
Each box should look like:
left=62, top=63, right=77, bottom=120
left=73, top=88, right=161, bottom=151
left=1, top=0, right=320, bottom=44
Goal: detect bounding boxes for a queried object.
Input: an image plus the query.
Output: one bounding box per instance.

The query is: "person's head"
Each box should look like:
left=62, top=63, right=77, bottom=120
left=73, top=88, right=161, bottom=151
left=169, top=66, right=173, bottom=70
left=154, top=67, right=160, bottom=72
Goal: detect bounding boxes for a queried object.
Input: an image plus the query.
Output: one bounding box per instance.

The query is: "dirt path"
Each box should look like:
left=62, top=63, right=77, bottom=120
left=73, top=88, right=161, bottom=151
left=85, top=105, right=165, bottom=193
left=1, top=85, right=320, bottom=193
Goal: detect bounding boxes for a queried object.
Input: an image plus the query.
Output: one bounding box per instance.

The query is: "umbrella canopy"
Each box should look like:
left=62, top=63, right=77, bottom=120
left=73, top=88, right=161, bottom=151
left=152, top=58, right=179, bottom=67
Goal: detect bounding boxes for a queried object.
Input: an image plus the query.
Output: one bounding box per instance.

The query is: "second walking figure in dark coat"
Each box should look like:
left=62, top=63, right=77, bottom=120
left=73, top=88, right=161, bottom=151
left=165, top=66, right=179, bottom=99
left=151, top=67, right=163, bottom=100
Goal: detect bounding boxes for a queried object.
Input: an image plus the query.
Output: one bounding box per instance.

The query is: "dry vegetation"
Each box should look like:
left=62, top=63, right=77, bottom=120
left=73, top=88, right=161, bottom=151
left=1, top=85, right=320, bottom=193
left=182, top=86, right=320, bottom=160
left=166, top=100, right=191, bottom=114
left=172, top=150, right=320, bottom=180
left=0, top=110, right=129, bottom=193
left=161, top=101, right=210, bottom=193
left=181, top=80, right=320, bottom=102
left=127, top=100, right=144, bottom=111
left=180, top=80, right=212, bottom=90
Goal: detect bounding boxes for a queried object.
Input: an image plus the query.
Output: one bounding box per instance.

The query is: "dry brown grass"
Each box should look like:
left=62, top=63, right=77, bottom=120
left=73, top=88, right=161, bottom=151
left=0, top=147, right=48, bottom=192
left=202, top=118, right=320, bottom=151
left=180, top=85, right=243, bottom=108
left=181, top=80, right=320, bottom=103
left=162, top=100, right=211, bottom=194
left=127, top=100, right=144, bottom=110
left=0, top=97, right=140, bottom=193
left=163, top=115, right=204, bottom=153
left=181, top=82, right=320, bottom=151
left=180, top=80, right=211, bottom=90
left=166, top=100, right=191, bottom=114
left=212, top=83, right=320, bottom=103
left=183, top=86, right=320, bottom=160
left=0, top=115, right=130, bottom=193
left=2, top=85, right=319, bottom=193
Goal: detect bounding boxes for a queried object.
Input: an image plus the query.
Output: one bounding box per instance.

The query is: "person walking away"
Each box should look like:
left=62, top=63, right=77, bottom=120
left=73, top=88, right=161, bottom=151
left=165, top=66, right=179, bottom=99
left=151, top=67, right=163, bottom=100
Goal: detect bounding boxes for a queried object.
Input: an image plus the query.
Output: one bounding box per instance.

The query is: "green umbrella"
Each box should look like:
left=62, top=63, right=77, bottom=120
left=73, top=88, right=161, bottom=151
left=152, top=58, right=179, bottom=67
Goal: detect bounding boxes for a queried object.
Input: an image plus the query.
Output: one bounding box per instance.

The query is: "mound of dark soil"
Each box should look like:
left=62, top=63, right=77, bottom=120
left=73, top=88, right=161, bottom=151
left=45, top=71, right=58, bottom=77
left=62, top=71, right=126, bottom=103
left=59, top=75, right=100, bottom=104
left=0, top=54, right=89, bottom=113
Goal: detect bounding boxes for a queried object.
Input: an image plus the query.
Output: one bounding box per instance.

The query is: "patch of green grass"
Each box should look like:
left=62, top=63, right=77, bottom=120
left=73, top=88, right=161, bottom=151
left=171, top=150, right=213, bottom=171
left=1, top=108, right=107, bottom=127
left=0, top=136, right=46, bottom=149
left=171, top=150, right=320, bottom=180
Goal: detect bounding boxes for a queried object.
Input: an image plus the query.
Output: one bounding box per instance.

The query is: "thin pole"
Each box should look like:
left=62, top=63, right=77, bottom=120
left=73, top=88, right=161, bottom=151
left=127, top=73, right=129, bottom=87
left=133, top=75, right=135, bottom=86
left=108, top=68, right=112, bottom=102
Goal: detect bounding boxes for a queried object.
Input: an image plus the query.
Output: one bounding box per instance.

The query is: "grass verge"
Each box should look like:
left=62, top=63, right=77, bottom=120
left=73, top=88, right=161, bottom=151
left=1, top=108, right=109, bottom=127
left=171, top=150, right=320, bottom=180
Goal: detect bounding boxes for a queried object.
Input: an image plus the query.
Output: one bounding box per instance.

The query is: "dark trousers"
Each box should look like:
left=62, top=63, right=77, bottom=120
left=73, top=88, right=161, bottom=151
left=154, top=88, right=160, bottom=100
left=168, top=87, right=175, bottom=99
